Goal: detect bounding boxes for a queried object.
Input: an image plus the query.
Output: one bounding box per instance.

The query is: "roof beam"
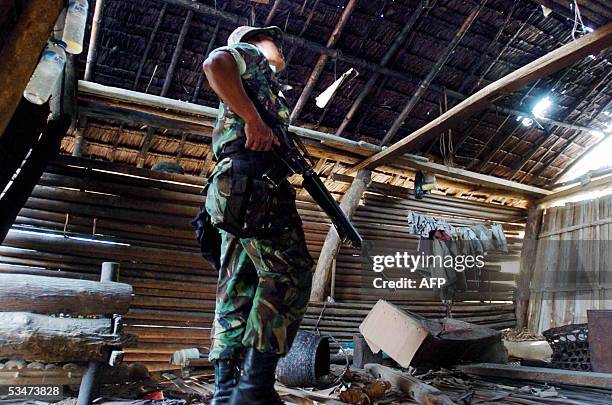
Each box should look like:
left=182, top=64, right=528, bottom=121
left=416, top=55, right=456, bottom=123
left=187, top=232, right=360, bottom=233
left=77, top=80, right=551, bottom=198
left=380, top=0, right=487, bottom=146
left=133, top=4, right=167, bottom=90
left=508, top=66, right=610, bottom=179
left=349, top=22, right=612, bottom=173
left=334, top=1, right=427, bottom=136
left=289, top=0, right=357, bottom=123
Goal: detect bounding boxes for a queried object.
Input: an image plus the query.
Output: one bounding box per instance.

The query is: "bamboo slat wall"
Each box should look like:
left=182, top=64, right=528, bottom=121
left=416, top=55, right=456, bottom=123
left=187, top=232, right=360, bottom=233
left=528, top=195, right=612, bottom=334
left=0, top=156, right=524, bottom=371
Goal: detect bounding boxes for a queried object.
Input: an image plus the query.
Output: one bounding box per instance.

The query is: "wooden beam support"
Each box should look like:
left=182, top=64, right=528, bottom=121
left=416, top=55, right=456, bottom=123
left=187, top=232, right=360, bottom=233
left=380, top=0, right=487, bottom=146
left=350, top=23, right=612, bottom=172
left=310, top=169, right=371, bottom=301
left=537, top=174, right=612, bottom=207
left=289, top=0, right=357, bottom=123
left=508, top=68, right=611, bottom=180
left=515, top=204, right=543, bottom=330
left=459, top=363, right=612, bottom=389
left=77, top=81, right=552, bottom=198
left=0, top=0, right=66, bottom=138
left=133, top=4, right=167, bottom=90
left=335, top=2, right=426, bottom=136
left=83, top=0, right=105, bottom=81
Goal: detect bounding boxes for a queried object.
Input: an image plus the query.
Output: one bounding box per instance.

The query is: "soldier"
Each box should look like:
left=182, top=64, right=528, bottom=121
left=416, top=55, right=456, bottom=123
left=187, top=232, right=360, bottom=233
left=202, top=26, right=314, bottom=404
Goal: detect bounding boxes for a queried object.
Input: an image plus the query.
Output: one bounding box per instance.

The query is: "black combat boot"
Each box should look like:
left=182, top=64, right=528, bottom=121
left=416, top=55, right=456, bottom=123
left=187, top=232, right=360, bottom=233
left=229, top=348, right=284, bottom=405
left=210, top=358, right=241, bottom=405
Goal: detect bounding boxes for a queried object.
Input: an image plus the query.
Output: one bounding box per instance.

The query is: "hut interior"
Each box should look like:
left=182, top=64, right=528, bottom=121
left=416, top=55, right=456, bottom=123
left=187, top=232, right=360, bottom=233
left=0, top=0, right=611, bottom=403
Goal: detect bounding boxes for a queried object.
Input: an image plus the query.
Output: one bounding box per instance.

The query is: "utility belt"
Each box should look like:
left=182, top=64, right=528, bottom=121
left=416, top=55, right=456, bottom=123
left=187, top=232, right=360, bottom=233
left=192, top=140, right=297, bottom=269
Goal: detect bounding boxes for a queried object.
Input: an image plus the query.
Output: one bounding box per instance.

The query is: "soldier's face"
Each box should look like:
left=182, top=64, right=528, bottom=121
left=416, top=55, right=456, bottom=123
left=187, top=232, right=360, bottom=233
left=251, top=34, right=286, bottom=72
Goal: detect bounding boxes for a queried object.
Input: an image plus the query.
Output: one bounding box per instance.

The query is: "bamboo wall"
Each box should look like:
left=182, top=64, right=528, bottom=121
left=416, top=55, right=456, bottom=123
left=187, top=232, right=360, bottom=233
left=528, top=195, right=612, bottom=334
left=0, top=156, right=524, bottom=371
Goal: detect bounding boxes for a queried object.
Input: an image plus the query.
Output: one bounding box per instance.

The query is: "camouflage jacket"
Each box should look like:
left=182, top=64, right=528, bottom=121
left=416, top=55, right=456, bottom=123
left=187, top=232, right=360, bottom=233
left=210, top=42, right=290, bottom=159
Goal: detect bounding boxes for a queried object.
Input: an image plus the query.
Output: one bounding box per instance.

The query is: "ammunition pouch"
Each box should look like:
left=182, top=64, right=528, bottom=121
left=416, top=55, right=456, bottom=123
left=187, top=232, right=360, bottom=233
left=191, top=183, right=222, bottom=271
left=205, top=155, right=296, bottom=238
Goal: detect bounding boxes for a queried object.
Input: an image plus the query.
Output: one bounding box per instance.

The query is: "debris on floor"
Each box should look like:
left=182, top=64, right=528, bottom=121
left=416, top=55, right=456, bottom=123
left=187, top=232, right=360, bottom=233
left=359, top=300, right=507, bottom=368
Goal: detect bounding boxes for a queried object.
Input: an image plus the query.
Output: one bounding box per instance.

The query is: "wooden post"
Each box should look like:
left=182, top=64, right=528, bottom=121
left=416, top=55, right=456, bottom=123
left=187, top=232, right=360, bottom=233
left=310, top=169, right=371, bottom=301
left=515, top=204, right=543, bottom=330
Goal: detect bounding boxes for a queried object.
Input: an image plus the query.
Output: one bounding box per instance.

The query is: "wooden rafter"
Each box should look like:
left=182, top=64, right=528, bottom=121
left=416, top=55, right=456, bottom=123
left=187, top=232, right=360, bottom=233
left=289, top=0, right=357, bottom=124
left=334, top=0, right=428, bottom=136
left=380, top=0, right=488, bottom=146
left=350, top=23, right=612, bottom=173
left=133, top=4, right=167, bottom=90
left=535, top=92, right=612, bottom=182
left=508, top=65, right=611, bottom=180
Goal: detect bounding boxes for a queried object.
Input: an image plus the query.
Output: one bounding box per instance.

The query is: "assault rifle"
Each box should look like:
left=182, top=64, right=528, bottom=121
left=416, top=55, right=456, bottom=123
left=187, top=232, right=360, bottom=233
left=244, top=85, right=363, bottom=248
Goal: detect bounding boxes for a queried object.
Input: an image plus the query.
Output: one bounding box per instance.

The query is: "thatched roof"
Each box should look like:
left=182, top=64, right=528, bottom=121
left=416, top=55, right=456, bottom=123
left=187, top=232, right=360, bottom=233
left=66, top=0, right=611, bottom=188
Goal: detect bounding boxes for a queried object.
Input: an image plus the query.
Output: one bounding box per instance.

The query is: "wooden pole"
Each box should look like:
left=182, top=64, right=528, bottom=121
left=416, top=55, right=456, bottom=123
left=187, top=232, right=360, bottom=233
left=84, top=0, right=105, bottom=81
left=133, top=4, right=167, bottom=90
left=335, top=2, right=425, bottom=136
left=380, top=0, right=487, bottom=146
left=515, top=204, right=543, bottom=330
left=289, top=0, right=357, bottom=123
left=0, top=0, right=66, bottom=139
left=310, top=169, right=371, bottom=301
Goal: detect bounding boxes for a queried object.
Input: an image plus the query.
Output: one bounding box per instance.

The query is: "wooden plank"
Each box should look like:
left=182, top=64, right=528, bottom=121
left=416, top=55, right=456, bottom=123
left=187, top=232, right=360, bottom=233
left=351, top=23, right=612, bottom=171
left=538, top=175, right=612, bottom=207
left=459, top=363, right=612, bottom=389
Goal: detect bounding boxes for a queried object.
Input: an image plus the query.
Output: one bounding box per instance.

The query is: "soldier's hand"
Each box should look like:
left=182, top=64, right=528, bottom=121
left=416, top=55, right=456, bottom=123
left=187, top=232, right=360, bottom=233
left=244, top=117, right=280, bottom=152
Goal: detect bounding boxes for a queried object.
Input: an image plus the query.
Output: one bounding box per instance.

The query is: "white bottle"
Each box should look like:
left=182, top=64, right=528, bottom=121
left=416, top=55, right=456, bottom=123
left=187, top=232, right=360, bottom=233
left=23, top=41, right=67, bottom=105
left=62, top=0, right=88, bottom=54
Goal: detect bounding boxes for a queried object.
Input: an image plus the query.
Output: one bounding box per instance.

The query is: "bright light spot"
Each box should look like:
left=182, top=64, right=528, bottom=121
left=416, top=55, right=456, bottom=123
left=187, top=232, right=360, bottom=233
left=591, top=130, right=604, bottom=138
left=560, top=135, right=612, bottom=183
left=585, top=26, right=594, bottom=33
left=521, top=117, right=533, bottom=127
left=532, top=96, right=552, bottom=119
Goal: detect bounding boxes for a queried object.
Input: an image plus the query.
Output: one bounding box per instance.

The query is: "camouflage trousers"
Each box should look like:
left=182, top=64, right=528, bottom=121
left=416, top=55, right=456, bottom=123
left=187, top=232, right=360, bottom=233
left=208, top=184, right=314, bottom=361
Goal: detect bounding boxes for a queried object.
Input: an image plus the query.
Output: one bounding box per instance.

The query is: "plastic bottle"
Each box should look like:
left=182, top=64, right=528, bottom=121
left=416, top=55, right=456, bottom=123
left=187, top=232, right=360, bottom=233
left=62, top=0, right=88, bottom=54
left=23, top=41, right=67, bottom=105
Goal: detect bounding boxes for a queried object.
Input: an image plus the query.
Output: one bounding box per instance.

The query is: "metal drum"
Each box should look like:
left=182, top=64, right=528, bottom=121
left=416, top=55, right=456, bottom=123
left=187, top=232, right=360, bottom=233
left=276, top=330, right=330, bottom=387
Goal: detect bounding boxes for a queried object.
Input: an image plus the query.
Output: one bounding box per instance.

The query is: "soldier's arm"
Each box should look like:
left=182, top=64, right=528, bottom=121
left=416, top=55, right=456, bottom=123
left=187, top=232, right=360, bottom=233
left=203, top=51, right=279, bottom=151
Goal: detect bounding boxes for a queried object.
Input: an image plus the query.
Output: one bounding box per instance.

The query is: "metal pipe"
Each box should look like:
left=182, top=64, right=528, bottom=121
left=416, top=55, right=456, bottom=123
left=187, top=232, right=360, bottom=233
left=76, top=262, right=119, bottom=405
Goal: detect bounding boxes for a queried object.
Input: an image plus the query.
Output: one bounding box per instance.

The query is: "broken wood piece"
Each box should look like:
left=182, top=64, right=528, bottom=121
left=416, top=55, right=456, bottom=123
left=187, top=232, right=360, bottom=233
left=365, top=364, right=456, bottom=405
left=0, top=273, right=133, bottom=315
left=458, top=363, right=612, bottom=389
left=0, top=368, right=84, bottom=385
left=0, top=312, right=135, bottom=362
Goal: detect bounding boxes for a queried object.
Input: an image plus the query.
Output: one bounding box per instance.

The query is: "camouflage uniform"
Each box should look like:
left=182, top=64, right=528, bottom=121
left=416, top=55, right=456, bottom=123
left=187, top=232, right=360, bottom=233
left=206, top=42, right=314, bottom=362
